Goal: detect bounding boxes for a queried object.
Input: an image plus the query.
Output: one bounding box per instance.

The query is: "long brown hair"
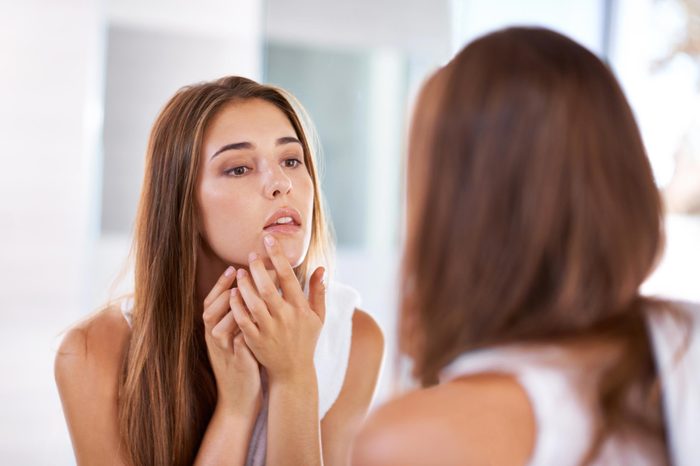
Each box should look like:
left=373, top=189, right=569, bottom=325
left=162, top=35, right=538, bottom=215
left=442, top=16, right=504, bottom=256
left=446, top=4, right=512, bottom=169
left=401, top=27, right=671, bottom=461
left=118, top=76, right=332, bottom=466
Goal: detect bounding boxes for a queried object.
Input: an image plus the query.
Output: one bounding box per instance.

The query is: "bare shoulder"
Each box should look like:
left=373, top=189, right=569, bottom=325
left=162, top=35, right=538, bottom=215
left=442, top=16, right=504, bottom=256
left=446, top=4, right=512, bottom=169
left=319, top=309, right=384, bottom=464
left=55, top=305, right=131, bottom=463
left=54, top=304, right=132, bottom=409
left=346, top=308, right=385, bottom=398
left=351, top=309, right=384, bottom=360
left=347, top=309, right=385, bottom=399
left=55, top=304, right=131, bottom=379
left=332, top=308, right=384, bottom=404
left=352, top=373, right=535, bottom=466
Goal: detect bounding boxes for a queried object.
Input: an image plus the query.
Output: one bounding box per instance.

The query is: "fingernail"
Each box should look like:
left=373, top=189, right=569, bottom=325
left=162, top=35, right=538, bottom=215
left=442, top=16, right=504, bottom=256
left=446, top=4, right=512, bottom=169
left=264, top=235, right=275, bottom=247
left=237, top=268, right=247, bottom=279
left=248, top=251, right=258, bottom=262
left=230, top=288, right=238, bottom=296
left=224, top=266, right=235, bottom=277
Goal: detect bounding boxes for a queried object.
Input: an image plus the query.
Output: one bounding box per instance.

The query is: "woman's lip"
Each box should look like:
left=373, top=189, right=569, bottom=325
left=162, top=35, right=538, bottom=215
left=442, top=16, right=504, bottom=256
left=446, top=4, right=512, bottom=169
left=264, top=207, right=302, bottom=228
left=263, top=224, right=301, bottom=234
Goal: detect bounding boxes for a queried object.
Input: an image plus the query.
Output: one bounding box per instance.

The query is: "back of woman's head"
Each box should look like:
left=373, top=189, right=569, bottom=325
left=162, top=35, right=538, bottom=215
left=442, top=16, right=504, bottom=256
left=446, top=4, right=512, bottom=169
left=402, top=27, right=663, bottom=384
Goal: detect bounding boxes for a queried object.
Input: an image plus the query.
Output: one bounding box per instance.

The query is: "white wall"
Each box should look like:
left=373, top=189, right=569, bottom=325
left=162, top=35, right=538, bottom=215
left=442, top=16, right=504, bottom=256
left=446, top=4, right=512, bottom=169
left=266, top=0, right=451, bottom=58
left=611, top=0, right=700, bottom=302
left=450, top=0, right=605, bottom=55
left=0, top=1, right=104, bottom=462
left=0, top=0, right=263, bottom=463
left=94, top=0, right=264, bottom=307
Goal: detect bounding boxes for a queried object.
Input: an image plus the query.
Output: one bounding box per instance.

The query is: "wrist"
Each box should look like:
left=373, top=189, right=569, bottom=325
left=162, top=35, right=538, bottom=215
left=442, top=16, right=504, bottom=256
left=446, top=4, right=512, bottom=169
left=214, top=394, right=261, bottom=422
left=212, top=405, right=256, bottom=437
left=269, top=366, right=318, bottom=391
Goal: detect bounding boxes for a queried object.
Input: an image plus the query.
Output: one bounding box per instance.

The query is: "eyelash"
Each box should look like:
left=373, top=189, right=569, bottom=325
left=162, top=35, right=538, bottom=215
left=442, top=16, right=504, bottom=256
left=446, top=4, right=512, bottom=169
left=283, top=158, right=303, bottom=169
left=224, top=158, right=303, bottom=177
left=225, top=166, right=249, bottom=176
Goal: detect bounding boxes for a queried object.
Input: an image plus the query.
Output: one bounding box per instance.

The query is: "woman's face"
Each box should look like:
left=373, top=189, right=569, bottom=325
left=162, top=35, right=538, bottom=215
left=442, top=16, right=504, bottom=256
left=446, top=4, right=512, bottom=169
left=197, top=98, right=314, bottom=269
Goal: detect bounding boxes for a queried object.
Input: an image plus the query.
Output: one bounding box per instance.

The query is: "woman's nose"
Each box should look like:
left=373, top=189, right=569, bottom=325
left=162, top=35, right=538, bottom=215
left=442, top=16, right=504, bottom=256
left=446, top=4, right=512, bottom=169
left=263, top=166, right=292, bottom=199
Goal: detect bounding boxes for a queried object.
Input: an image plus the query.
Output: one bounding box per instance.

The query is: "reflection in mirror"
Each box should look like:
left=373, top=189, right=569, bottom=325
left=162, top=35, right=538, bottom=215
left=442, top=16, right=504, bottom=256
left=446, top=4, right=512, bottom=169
left=94, top=1, right=263, bottom=306
left=263, top=0, right=451, bottom=404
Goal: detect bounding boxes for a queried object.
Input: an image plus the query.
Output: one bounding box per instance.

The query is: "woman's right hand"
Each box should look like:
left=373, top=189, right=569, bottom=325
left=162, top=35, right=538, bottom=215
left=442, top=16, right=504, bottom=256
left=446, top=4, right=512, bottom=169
left=202, top=266, right=262, bottom=418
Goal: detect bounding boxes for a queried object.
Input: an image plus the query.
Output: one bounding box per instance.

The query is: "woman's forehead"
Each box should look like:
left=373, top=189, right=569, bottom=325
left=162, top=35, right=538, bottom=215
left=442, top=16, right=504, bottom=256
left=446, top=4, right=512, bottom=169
left=207, top=99, right=296, bottom=141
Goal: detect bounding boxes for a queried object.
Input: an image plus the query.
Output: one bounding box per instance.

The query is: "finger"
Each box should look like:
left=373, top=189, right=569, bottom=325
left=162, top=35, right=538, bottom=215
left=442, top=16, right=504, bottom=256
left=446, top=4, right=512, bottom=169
left=262, top=234, right=305, bottom=306
left=203, top=291, right=232, bottom=332
left=233, top=333, right=256, bottom=361
left=308, top=266, right=327, bottom=324
left=210, top=310, right=239, bottom=350
left=248, top=251, right=285, bottom=311
left=203, top=266, right=236, bottom=310
left=230, top=288, right=261, bottom=339
left=236, top=268, right=273, bottom=329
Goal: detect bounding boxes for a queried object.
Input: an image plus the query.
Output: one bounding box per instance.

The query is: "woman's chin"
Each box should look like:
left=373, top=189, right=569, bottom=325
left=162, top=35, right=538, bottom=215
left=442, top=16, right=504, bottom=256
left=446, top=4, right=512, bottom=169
left=216, top=236, right=308, bottom=270
left=272, top=236, right=308, bottom=267
left=282, top=249, right=306, bottom=269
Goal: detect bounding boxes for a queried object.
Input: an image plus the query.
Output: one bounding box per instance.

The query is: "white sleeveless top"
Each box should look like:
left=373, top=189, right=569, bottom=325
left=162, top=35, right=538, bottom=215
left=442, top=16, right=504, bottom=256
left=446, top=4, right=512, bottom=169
left=120, top=280, right=360, bottom=466
left=439, top=301, right=700, bottom=466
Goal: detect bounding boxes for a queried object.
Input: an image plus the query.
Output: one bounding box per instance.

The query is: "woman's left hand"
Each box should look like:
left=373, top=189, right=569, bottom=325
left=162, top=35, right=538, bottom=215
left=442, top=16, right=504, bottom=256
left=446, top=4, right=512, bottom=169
left=231, top=233, right=326, bottom=386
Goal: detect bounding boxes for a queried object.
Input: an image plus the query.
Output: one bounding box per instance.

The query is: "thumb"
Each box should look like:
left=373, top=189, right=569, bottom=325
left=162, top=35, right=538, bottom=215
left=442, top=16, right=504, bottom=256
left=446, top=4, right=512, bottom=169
left=308, top=266, right=327, bottom=324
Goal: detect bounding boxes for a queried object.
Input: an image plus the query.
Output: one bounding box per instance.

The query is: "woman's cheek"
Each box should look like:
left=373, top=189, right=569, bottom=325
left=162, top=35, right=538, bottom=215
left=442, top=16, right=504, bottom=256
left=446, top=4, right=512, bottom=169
left=209, top=210, right=257, bottom=263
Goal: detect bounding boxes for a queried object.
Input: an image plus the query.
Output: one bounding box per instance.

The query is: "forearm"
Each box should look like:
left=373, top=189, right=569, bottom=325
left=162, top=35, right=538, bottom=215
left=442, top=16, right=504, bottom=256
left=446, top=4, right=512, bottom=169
left=194, top=404, right=257, bottom=466
left=267, top=370, right=322, bottom=466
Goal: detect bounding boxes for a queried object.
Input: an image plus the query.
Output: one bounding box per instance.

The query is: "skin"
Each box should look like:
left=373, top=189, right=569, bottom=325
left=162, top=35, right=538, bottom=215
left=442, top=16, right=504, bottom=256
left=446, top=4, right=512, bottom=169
left=349, top=79, right=536, bottom=466
left=351, top=339, right=627, bottom=465
left=55, top=98, right=384, bottom=466
left=351, top=374, right=536, bottom=466
left=196, top=99, right=314, bottom=277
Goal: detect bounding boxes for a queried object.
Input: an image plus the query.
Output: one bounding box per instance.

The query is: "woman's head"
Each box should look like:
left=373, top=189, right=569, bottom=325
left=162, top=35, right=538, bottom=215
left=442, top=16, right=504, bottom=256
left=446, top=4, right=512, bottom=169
left=198, top=97, right=314, bottom=271
left=121, top=76, right=330, bottom=466
left=402, top=27, right=664, bottom=384
left=136, top=76, right=329, bottom=293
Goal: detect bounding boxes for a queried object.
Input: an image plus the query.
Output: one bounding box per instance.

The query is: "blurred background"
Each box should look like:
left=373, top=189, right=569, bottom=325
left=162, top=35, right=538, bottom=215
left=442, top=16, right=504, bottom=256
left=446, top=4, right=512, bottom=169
left=1, top=0, right=699, bottom=463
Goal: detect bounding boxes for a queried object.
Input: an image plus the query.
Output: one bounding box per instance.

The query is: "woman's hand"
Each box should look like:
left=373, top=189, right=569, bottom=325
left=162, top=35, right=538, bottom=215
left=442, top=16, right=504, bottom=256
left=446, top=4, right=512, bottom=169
left=202, top=266, right=262, bottom=418
left=231, top=234, right=326, bottom=386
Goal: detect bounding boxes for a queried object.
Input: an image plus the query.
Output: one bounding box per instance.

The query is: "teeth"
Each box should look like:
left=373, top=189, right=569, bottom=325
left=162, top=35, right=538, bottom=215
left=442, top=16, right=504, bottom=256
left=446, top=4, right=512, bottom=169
left=275, top=216, right=293, bottom=225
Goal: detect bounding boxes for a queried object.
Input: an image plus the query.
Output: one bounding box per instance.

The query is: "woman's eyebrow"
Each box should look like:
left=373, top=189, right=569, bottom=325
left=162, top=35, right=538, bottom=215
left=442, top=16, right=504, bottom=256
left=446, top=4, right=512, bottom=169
left=210, top=137, right=301, bottom=160
left=210, top=142, right=253, bottom=159
left=276, top=136, right=301, bottom=146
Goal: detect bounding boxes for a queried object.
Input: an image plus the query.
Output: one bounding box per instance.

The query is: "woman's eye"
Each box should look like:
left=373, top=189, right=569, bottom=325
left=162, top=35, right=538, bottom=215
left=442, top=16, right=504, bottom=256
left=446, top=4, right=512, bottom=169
left=283, top=158, right=302, bottom=168
left=225, top=166, right=249, bottom=176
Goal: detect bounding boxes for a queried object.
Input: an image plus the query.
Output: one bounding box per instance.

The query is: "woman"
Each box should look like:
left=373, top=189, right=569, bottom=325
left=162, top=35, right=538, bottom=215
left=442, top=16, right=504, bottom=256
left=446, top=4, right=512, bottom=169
left=55, top=76, right=384, bottom=466
left=353, top=28, right=700, bottom=465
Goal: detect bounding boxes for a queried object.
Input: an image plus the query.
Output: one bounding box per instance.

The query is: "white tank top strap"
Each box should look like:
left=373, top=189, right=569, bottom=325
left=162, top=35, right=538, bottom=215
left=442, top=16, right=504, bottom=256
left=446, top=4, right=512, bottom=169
left=245, top=279, right=360, bottom=466
left=314, top=280, right=360, bottom=417
left=119, top=295, right=134, bottom=328
left=439, top=301, right=700, bottom=466
left=440, top=345, right=595, bottom=466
